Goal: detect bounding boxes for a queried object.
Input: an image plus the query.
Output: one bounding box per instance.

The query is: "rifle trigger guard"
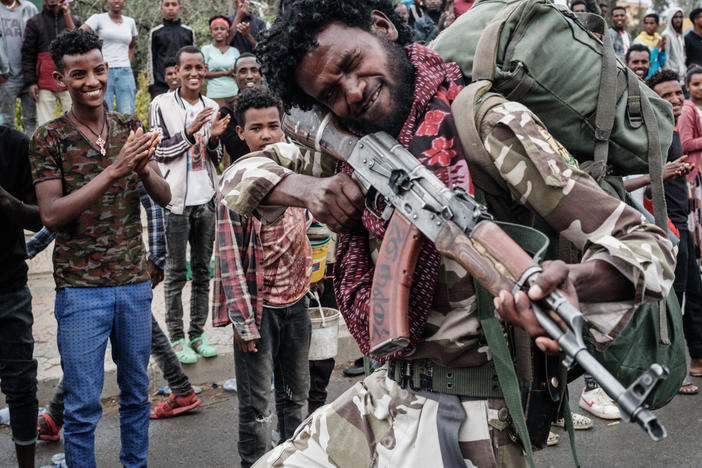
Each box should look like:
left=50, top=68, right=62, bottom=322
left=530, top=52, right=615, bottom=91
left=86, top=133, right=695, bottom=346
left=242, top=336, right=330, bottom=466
left=512, top=265, right=543, bottom=296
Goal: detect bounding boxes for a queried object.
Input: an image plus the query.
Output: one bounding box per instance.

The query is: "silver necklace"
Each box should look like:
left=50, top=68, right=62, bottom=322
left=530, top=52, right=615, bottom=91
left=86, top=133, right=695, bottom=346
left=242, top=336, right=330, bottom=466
left=71, top=110, right=108, bottom=156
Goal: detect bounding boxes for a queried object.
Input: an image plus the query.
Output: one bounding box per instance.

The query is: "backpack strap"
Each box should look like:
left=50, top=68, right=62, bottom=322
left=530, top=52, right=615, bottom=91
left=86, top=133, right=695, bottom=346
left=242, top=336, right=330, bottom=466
left=473, top=217, right=551, bottom=468
left=451, top=81, right=509, bottom=196
left=592, top=14, right=618, bottom=183
left=471, top=0, right=523, bottom=82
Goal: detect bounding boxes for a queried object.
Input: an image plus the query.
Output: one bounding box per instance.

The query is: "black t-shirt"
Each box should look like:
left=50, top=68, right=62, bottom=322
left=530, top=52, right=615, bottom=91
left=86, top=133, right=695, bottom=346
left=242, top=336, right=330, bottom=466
left=219, top=97, right=253, bottom=165
left=227, top=13, right=266, bottom=54
left=664, top=131, right=689, bottom=230
left=685, top=30, right=702, bottom=67
left=0, top=128, right=34, bottom=293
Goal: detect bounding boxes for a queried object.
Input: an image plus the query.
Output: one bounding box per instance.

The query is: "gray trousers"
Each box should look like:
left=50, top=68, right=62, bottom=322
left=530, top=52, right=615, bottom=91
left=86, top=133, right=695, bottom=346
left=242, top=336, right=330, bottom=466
left=164, top=199, right=216, bottom=342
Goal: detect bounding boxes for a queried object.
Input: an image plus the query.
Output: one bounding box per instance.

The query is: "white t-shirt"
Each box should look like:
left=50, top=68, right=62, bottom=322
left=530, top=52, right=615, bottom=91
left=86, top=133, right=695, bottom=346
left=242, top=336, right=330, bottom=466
left=182, top=98, right=215, bottom=206
left=85, top=13, right=137, bottom=68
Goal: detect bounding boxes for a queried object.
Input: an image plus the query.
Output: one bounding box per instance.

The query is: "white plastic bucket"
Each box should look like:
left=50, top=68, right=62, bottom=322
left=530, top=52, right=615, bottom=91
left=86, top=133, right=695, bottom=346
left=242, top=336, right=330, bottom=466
left=308, top=292, right=340, bottom=360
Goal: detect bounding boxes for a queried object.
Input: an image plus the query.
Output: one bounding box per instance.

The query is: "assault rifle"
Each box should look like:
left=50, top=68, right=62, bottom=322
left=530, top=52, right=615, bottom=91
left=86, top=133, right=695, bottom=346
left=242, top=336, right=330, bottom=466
left=282, top=107, right=669, bottom=442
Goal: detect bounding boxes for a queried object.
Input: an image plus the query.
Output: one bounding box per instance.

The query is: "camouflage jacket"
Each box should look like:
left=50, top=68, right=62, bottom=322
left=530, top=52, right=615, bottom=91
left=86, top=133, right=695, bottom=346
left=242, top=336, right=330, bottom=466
left=219, top=103, right=675, bottom=367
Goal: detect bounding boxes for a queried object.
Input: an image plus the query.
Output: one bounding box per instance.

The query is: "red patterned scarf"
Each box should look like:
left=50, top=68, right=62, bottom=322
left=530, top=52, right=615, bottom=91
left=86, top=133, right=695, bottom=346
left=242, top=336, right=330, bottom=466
left=334, top=44, right=470, bottom=360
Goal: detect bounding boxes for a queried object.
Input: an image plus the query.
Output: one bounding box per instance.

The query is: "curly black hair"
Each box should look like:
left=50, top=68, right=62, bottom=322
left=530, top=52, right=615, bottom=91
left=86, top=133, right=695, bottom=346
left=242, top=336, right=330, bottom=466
left=233, top=86, right=284, bottom=127
left=256, top=0, right=412, bottom=111
left=50, top=29, right=103, bottom=74
left=646, top=70, right=680, bottom=90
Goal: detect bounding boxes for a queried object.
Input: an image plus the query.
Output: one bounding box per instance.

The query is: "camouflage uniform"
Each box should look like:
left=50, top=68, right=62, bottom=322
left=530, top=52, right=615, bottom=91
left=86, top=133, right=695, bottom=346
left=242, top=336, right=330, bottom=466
left=219, top=101, right=675, bottom=467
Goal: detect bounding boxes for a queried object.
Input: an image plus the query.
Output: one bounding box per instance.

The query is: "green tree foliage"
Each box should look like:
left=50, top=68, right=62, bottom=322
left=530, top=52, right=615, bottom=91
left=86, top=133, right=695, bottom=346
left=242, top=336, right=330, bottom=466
left=12, top=0, right=274, bottom=128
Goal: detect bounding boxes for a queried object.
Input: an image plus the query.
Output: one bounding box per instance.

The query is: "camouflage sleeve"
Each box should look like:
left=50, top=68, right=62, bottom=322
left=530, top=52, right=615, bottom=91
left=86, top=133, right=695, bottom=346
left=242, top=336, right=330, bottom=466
left=478, top=101, right=676, bottom=347
left=219, top=141, right=337, bottom=224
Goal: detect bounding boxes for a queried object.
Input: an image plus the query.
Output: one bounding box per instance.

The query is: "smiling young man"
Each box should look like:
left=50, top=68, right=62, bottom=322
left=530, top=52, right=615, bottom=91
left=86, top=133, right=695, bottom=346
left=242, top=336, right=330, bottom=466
left=626, top=43, right=650, bottom=79
left=149, top=45, right=229, bottom=365
left=214, top=86, right=312, bottom=468
left=219, top=53, right=264, bottom=165
left=28, top=29, right=170, bottom=468
left=218, top=1, right=676, bottom=466
left=609, top=6, right=631, bottom=62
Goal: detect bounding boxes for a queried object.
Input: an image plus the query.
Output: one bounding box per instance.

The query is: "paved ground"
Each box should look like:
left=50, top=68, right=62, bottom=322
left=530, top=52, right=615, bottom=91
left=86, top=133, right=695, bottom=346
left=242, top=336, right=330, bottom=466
left=2, top=242, right=702, bottom=466
left=1, top=369, right=701, bottom=467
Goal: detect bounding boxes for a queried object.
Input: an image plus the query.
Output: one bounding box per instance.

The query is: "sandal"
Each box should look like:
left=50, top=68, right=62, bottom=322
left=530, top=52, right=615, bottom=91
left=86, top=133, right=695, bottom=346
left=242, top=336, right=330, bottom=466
left=547, top=431, right=560, bottom=447
left=150, top=392, right=202, bottom=419
left=191, top=336, right=218, bottom=358
left=172, top=338, right=198, bottom=364
left=37, top=413, right=62, bottom=441
left=678, top=382, right=699, bottom=395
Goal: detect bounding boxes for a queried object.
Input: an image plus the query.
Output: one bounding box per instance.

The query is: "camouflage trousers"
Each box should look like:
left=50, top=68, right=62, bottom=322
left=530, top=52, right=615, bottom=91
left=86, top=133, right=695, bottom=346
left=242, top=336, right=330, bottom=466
left=253, top=366, right=527, bottom=468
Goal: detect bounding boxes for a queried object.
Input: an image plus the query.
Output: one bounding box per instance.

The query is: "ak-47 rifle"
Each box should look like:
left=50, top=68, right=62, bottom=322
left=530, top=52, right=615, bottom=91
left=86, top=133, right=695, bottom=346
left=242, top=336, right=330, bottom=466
left=282, top=107, right=669, bottom=442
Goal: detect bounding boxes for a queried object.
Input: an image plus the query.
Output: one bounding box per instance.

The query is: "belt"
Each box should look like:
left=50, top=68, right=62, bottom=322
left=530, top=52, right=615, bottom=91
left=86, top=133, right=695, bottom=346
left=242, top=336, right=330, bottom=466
left=388, top=359, right=503, bottom=398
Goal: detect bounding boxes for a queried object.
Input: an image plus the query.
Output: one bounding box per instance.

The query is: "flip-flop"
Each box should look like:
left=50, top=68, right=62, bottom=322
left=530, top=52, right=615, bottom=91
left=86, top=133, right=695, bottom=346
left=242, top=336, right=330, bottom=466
left=678, top=383, right=699, bottom=395
left=150, top=392, right=202, bottom=419
left=689, top=372, right=702, bottom=377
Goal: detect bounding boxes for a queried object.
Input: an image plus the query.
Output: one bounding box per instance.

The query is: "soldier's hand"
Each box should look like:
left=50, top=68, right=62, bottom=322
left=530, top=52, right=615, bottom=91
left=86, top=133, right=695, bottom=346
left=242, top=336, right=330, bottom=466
left=494, top=260, right=576, bottom=354
left=306, top=173, right=364, bottom=233
left=0, top=75, right=7, bottom=84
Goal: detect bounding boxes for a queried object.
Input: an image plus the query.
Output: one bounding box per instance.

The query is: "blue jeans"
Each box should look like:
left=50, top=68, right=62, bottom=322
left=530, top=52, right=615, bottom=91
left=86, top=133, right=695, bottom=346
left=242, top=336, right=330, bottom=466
left=105, top=67, right=136, bottom=114
left=234, top=296, right=311, bottom=468
left=55, top=281, right=152, bottom=468
left=164, top=199, right=216, bottom=342
left=0, top=78, right=37, bottom=136
left=0, top=285, right=38, bottom=445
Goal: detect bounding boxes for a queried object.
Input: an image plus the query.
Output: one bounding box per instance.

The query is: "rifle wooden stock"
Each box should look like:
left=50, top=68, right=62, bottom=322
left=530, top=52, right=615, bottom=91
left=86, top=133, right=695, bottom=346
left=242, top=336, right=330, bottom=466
left=369, top=212, right=423, bottom=356
left=435, top=220, right=538, bottom=299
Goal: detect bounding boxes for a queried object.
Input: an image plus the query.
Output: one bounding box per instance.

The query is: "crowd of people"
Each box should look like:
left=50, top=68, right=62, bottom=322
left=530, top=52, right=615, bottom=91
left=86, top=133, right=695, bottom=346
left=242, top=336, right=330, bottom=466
left=0, top=0, right=700, bottom=467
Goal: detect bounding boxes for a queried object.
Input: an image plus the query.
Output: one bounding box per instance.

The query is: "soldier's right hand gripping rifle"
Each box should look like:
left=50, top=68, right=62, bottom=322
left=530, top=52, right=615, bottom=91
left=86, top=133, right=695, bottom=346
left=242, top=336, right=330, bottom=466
left=282, top=107, right=670, bottom=442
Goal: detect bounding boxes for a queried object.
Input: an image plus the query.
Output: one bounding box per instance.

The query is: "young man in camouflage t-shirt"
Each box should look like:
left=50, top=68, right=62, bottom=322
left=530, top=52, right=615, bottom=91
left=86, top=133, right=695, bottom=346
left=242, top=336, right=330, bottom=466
left=28, top=30, right=170, bottom=467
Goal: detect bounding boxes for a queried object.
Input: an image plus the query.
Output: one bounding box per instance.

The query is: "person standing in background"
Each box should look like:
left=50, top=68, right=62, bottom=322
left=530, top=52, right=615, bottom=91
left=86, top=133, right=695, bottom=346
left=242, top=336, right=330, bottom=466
left=147, top=0, right=194, bottom=99
left=82, top=0, right=138, bottom=114
left=227, top=0, right=265, bottom=55
left=149, top=46, right=229, bottom=365
left=0, top=0, right=37, bottom=134
left=609, top=6, right=631, bottom=62
left=21, top=0, right=80, bottom=126
left=202, top=15, right=239, bottom=107
left=662, top=7, right=686, bottom=86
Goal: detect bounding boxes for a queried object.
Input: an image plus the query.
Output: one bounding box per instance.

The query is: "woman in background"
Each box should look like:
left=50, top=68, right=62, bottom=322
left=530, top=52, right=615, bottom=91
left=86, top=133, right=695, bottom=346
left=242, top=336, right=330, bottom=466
left=202, top=16, right=239, bottom=107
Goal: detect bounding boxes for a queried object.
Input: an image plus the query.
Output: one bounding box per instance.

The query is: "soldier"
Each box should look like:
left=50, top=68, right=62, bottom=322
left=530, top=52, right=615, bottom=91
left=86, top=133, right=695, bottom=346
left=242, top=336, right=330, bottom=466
left=219, top=1, right=675, bottom=466
left=28, top=29, right=170, bottom=467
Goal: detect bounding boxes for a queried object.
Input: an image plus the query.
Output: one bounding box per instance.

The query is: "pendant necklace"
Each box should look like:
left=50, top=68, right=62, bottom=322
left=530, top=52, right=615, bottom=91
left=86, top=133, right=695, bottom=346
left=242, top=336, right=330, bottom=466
left=71, top=109, right=107, bottom=156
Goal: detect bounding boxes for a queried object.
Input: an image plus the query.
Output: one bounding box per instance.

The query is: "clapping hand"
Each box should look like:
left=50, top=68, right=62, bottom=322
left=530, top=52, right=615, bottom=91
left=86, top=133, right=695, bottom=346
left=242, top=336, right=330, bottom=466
left=210, top=112, right=231, bottom=139
left=112, top=127, right=159, bottom=179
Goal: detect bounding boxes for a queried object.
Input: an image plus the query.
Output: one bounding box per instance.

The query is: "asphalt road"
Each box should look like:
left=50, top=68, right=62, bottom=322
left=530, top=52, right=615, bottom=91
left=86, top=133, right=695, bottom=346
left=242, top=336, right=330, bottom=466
left=2, top=368, right=701, bottom=467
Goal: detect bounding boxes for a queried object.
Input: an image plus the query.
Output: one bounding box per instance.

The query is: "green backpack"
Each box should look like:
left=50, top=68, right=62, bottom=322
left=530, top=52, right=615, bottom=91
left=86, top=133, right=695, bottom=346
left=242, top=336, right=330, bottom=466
left=433, top=0, right=674, bottom=230
left=440, top=1, right=687, bottom=461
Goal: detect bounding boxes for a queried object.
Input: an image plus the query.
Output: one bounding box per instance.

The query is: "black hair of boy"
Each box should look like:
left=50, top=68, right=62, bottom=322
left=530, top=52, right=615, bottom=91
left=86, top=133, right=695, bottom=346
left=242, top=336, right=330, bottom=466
left=164, top=56, right=177, bottom=70
left=176, top=45, right=204, bottom=65
left=233, top=86, right=284, bottom=127
left=646, top=69, right=680, bottom=90
left=625, top=43, right=650, bottom=64
left=234, top=52, right=260, bottom=69
left=50, top=29, right=103, bottom=74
